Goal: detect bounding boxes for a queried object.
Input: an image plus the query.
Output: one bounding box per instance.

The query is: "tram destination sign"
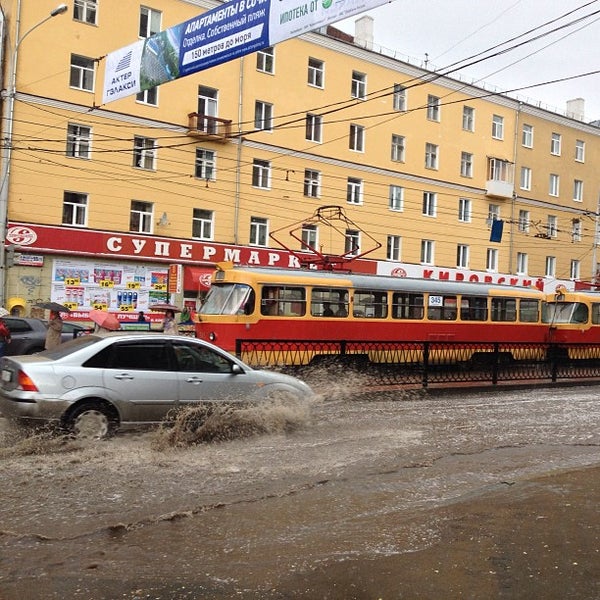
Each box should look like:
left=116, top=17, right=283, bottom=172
left=102, top=0, right=392, bottom=103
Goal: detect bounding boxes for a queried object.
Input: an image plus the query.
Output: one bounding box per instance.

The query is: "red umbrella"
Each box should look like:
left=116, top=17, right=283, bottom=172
left=150, top=303, right=182, bottom=313
left=89, top=309, right=120, bottom=331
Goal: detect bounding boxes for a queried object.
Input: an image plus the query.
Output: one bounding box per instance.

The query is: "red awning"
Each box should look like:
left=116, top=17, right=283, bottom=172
left=183, top=267, right=214, bottom=291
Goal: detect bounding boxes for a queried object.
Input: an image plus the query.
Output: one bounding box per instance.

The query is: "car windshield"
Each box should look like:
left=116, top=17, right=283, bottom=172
left=40, top=334, right=103, bottom=359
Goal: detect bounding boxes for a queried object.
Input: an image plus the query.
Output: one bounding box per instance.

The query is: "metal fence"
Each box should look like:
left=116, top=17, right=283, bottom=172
left=236, top=339, right=600, bottom=388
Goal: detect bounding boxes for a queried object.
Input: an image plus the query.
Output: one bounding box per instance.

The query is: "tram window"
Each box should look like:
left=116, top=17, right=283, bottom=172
left=592, top=303, right=600, bottom=324
left=571, top=303, right=588, bottom=324
left=491, top=298, right=517, bottom=322
left=519, top=299, right=539, bottom=323
left=311, top=288, right=349, bottom=317
left=427, top=295, right=457, bottom=320
left=354, top=290, right=388, bottom=318
left=201, top=284, right=254, bottom=316
left=460, top=296, right=488, bottom=321
left=261, top=286, right=306, bottom=316
left=392, top=293, right=424, bottom=319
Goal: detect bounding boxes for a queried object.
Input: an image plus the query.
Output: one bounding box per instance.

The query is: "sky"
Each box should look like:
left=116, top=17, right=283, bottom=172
left=336, top=0, right=600, bottom=123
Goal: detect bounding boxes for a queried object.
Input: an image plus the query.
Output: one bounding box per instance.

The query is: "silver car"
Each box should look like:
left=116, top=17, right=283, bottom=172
left=0, top=333, right=313, bottom=439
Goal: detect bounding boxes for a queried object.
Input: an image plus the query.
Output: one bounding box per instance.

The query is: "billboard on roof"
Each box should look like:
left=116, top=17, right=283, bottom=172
left=102, top=0, right=391, bottom=104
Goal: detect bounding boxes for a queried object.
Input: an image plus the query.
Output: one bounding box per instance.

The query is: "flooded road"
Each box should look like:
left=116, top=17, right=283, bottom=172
left=1, top=380, right=600, bottom=599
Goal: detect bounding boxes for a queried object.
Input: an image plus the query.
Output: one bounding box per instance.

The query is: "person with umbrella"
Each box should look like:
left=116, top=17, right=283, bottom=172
left=45, top=310, right=64, bottom=350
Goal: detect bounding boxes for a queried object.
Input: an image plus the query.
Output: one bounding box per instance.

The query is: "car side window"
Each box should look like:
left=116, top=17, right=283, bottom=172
left=4, top=319, right=33, bottom=334
left=84, top=342, right=175, bottom=371
left=174, top=342, right=233, bottom=373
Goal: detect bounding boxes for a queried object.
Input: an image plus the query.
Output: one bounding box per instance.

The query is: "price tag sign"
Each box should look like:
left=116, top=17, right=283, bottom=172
left=63, top=302, right=79, bottom=310
left=154, top=283, right=167, bottom=291
left=126, top=282, right=141, bottom=289
left=119, top=305, right=134, bottom=312
left=65, top=278, right=80, bottom=286
left=92, top=303, right=108, bottom=311
left=99, top=280, right=114, bottom=288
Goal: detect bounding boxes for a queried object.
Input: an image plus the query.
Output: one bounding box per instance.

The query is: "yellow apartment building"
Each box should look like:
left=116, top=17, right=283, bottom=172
left=1, top=0, right=599, bottom=321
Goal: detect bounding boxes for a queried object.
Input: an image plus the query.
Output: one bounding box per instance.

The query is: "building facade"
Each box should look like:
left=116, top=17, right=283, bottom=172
left=1, top=0, right=599, bottom=320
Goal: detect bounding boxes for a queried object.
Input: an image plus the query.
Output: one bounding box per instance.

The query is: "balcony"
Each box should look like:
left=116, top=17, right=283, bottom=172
left=485, top=157, right=514, bottom=200
left=187, top=113, right=232, bottom=143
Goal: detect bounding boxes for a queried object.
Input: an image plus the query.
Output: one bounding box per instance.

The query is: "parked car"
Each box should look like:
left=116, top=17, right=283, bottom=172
left=2, top=317, right=88, bottom=355
left=0, top=333, right=314, bottom=439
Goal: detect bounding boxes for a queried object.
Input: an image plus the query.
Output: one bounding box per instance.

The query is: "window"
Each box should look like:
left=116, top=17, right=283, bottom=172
left=389, top=185, right=404, bottom=211
left=345, top=230, right=360, bottom=256
left=570, top=260, right=580, bottom=280
left=462, top=106, right=474, bottom=131
left=391, top=134, right=405, bottom=162
left=387, top=235, right=402, bottom=261
left=304, top=169, right=321, bottom=198
left=392, top=292, right=424, bottom=320
left=545, top=256, right=556, bottom=277
left=573, top=179, right=583, bottom=202
left=346, top=177, right=363, bottom=204
left=486, top=248, right=498, bottom=271
left=492, top=114, right=504, bottom=139
left=130, top=201, right=153, bottom=234
left=575, top=139, right=585, bottom=162
left=305, top=113, right=322, bottom=142
left=393, top=84, right=407, bottom=111
left=250, top=217, right=268, bottom=246
left=349, top=124, right=365, bottom=151
left=550, top=133, right=562, bottom=156
left=457, top=244, right=469, bottom=268
left=257, top=46, right=274, bottom=73
left=74, top=0, right=97, bottom=24
left=66, top=124, right=91, bottom=159
left=351, top=71, right=366, bottom=99
left=572, top=219, right=582, bottom=242
left=62, top=192, right=88, bottom=226
left=133, top=136, right=156, bottom=170
left=136, top=87, right=158, bottom=106
left=425, top=143, right=438, bottom=169
left=458, top=198, right=471, bottom=223
left=549, top=173, right=560, bottom=197
left=301, top=224, right=318, bottom=251
left=426, top=95, right=440, bottom=121
left=252, top=159, right=270, bottom=189
left=520, top=166, right=531, bottom=191
left=308, top=58, right=324, bottom=87
left=488, top=204, right=500, bottom=224
left=422, top=192, right=436, bottom=217
left=254, top=101, right=273, bottom=131
left=192, top=209, right=213, bottom=240
left=139, top=6, right=161, bottom=37
left=195, top=148, right=216, bottom=180
left=460, top=152, right=473, bottom=177
left=197, top=86, right=218, bottom=133
left=516, top=252, right=528, bottom=275
left=488, top=158, right=513, bottom=183
left=311, top=288, right=349, bottom=318
left=522, top=124, right=533, bottom=148
left=547, top=215, right=558, bottom=238
left=261, top=286, right=306, bottom=317
left=69, top=54, right=94, bottom=91
left=421, top=240, right=434, bottom=264
left=518, top=210, right=530, bottom=233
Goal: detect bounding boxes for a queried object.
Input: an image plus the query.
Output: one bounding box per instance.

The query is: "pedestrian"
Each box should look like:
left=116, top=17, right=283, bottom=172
left=45, top=310, right=63, bottom=350
left=137, top=311, right=147, bottom=322
left=162, top=309, right=179, bottom=335
left=0, top=314, right=12, bottom=357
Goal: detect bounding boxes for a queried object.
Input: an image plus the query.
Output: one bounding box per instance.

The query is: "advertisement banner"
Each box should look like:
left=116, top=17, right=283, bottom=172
left=103, top=0, right=391, bottom=103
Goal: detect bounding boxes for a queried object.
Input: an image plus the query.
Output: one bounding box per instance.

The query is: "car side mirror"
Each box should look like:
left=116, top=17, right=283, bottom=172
left=231, top=364, right=244, bottom=375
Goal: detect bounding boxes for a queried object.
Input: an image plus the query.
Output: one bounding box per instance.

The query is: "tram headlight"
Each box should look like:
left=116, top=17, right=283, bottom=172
left=209, top=332, right=216, bottom=341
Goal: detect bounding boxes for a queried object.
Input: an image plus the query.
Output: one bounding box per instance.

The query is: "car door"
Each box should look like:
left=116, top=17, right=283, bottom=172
left=172, top=340, right=258, bottom=407
left=88, top=339, right=180, bottom=423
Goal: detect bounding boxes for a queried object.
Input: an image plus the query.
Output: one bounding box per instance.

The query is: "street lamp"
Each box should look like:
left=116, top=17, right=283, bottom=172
left=0, top=3, right=68, bottom=307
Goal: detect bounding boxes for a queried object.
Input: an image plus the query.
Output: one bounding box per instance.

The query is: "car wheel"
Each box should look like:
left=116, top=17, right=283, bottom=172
left=66, top=402, right=117, bottom=440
